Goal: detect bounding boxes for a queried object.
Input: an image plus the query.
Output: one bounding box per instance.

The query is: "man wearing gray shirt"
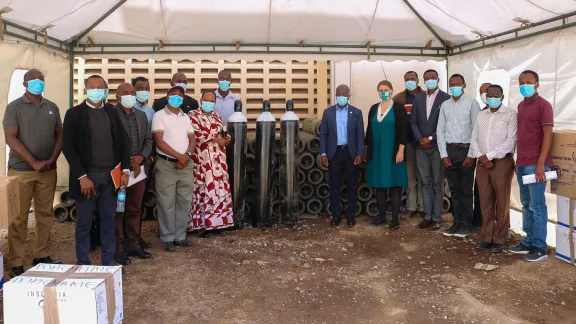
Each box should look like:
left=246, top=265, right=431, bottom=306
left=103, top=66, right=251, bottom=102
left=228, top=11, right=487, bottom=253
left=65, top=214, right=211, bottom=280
left=3, top=69, right=63, bottom=278
left=437, top=74, right=481, bottom=239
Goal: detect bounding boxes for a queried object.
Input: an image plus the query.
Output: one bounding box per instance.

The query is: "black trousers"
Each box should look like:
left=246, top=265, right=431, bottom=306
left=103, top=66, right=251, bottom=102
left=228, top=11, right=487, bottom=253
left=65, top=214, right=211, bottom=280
left=328, top=147, right=358, bottom=219
left=444, top=146, right=476, bottom=228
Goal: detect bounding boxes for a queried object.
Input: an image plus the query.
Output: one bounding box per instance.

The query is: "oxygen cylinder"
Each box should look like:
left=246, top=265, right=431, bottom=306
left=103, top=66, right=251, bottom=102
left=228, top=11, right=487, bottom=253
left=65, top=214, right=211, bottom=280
left=227, top=99, right=248, bottom=229
left=279, top=100, right=300, bottom=227
left=254, top=100, right=276, bottom=227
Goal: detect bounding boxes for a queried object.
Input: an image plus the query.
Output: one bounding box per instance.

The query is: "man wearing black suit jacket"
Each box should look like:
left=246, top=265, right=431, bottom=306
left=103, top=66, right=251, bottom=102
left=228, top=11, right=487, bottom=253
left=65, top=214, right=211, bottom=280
left=62, top=75, right=130, bottom=266
left=410, top=69, right=451, bottom=230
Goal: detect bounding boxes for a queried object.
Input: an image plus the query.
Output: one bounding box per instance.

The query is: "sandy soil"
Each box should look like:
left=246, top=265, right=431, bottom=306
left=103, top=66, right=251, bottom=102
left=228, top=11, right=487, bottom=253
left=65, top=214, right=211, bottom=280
left=2, top=214, right=576, bottom=324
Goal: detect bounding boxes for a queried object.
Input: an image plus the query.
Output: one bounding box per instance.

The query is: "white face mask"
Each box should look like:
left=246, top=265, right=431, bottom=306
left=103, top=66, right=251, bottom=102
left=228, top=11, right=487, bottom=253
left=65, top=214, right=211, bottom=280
left=480, top=93, right=488, bottom=105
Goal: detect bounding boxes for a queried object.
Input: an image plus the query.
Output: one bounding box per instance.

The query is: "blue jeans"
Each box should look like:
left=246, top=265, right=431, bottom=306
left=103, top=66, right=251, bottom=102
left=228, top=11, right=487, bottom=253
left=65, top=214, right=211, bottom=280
left=516, top=165, right=549, bottom=250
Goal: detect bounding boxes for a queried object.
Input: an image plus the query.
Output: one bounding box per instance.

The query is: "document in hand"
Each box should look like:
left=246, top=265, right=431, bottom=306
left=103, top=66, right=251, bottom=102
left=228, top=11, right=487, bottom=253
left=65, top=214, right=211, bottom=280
left=521, top=170, right=558, bottom=185
left=128, top=166, right=147, bottom=187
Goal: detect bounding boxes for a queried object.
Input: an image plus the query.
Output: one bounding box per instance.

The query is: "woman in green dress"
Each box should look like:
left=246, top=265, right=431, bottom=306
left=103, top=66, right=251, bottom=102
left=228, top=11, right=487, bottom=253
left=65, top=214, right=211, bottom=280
left=364, top=80, right=409, bottom=230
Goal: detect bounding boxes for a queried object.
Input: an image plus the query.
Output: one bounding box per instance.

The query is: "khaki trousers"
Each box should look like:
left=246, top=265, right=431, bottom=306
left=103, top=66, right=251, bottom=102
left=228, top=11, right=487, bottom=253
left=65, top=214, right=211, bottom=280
left=476, top=157, right=514, bottom=244
left=7, top=169, right=57, bottom=267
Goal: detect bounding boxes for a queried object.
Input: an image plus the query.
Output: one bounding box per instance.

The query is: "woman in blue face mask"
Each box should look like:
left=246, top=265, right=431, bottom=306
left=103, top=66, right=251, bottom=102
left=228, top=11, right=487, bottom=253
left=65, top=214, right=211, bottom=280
left=187, top=91, right=235, bottom=237
left=364, top=80, right=409, bottom=231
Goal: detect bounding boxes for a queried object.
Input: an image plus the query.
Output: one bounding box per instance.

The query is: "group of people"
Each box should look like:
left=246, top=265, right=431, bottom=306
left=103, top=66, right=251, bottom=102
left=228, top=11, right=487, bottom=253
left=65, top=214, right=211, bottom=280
left=320, top=69, right=552, bottom=262
left=3, top=66, right=552, bottom=278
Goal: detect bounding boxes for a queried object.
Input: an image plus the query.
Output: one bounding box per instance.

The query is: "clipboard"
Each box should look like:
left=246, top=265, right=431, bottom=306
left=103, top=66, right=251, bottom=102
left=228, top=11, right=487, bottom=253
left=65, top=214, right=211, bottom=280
left=110, top=163, right=122, bottom=190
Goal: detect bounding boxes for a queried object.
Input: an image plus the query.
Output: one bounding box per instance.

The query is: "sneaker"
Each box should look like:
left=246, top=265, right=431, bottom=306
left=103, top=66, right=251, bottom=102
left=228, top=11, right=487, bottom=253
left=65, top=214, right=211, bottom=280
left=524, top=248, right=547, bottom=262
left=429, top=221, right=442, bottom=231
left=508, top=243, right=531, bottom=255
left=32, top=256, right=63, bottom=266
left=475, top=242, right=492, bottom=250
left=113, top=251, right=132, bottom=265
left=454, top=226, right=471, bottom=238
left=490, top=244, right=504, bottom=253
left=443, top=224, right=459, bottom=237
left=418, top=219, right=432, bottom=229
left=164, top=242, right=176, bottom=252
left=10, top=266, right=25, bottom=278
left=472, top=226, right=482, bottom=232
left=174, top=239, right=193, bottom=247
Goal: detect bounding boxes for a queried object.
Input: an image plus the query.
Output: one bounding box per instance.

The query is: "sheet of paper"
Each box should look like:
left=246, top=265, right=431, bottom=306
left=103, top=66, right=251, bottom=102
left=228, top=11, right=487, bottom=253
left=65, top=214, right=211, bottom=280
left=127, top=166, right=147, bottom=187
left=521, top=170, right=557, bottom=185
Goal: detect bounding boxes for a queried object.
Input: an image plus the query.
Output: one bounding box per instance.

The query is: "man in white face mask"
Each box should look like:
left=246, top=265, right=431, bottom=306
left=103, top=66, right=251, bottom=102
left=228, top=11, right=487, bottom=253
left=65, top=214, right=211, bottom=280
left=113, top=83, right=154, bottom=264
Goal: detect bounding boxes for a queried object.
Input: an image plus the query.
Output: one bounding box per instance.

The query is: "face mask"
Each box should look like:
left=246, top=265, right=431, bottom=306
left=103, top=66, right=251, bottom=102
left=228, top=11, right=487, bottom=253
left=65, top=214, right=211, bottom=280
left=379, top=90, right=391, bottom=101
left=136, top=91, right=150, bottom=102
left=27, top=79, right=45, bottom=95
left=449, top=86, right=463, bottom=97
left=120, top=95, right=136, bottom=109
left=103, top=89, right=110, bottom=101
left=174, top=83, right=187, bottom=91
left=219, top=80, right=231, bottom=92
left=86, top=89, right=105, bottom=103
left=336, top=96, right=349, bottom=106
left=486, top=97, right=502, bottom=109
left=201, top=101, right=215, bottom=113
left=425, top=79, right=438, bottom=90
left=480, top=93, right=487, bottom=104
left=520, top=84, right=536, bottom=98
left=168, top=95, right=184, bottom=108
left=405, top=81, right=417, bottom=92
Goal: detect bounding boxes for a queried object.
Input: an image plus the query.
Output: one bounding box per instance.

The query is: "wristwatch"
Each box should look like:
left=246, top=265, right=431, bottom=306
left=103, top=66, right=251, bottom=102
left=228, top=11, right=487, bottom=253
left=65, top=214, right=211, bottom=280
left=186, top=151, right=193, bottom=158
left=428, top=136, right=433, bottom=141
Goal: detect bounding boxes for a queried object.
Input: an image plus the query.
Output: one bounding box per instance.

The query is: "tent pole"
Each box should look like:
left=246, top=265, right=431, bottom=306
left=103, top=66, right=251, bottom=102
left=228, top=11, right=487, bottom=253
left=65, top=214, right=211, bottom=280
left=70, top=0, right=128, bottom=43
left=402, top=0, right=446, bottom=49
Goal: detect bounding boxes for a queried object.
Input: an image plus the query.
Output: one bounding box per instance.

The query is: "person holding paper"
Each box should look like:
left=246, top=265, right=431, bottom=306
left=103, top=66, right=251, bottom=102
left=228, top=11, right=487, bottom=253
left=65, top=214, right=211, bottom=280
left=508, top=70, right=554, bottom=262
left=113, top=83, right=153, bottom=264
left=62, top=75, right=130, bottom=266
left=188, top=91, right=234, bottom=236
left=470, top=85, right=517, bottom=253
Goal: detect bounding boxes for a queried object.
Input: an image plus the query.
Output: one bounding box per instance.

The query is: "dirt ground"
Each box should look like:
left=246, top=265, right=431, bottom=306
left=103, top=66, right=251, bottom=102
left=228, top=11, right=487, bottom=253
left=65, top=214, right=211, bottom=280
left=2, top=214, right=576, bottom=324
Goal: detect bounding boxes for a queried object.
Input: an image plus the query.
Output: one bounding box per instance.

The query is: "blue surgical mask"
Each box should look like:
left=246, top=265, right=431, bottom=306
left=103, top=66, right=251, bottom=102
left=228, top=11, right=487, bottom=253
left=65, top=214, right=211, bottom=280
left=486, top=97, right=502, bottom=109
left=103, top=89, right=110, bottom=101
left=136, top=91, right=150, bottom=103
left=86, top=89, right=105, bottom=103
left=425, top=79, right=438, bottom=90
left=449, top=86, right=463, bottom=97
left=120, top=95, right=136, bottom=109
left=379, top=90, right=391, bottom=101
left=520, top=84, right=536, bottom=98
left=336, top=96, right=349, bottom=106
left=174, top=83, right=187, bottom=91
left=219, top=80, right=231, bottom=92
left=27, top=79, right=45, bottom=95
left=168, top=95, right=184, bottom=108
left=201, top=101, right=215, bottom=113
left=405, top=81, right=417, bottom=91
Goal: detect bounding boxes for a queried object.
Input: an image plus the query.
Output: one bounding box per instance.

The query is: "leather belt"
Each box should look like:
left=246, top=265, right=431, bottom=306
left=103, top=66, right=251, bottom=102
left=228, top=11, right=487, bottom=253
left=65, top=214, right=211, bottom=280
left=493, top=153, right=514, bottom=161
left=447, top=143, right=470, bottom=149
left=337, top=145, right=348, bottom=150
left=158, top=153, right=177, bottom=163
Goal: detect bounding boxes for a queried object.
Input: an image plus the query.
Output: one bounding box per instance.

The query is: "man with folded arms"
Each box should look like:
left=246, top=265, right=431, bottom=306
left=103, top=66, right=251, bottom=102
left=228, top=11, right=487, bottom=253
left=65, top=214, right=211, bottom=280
left=470, top=85, right=517, bottom=253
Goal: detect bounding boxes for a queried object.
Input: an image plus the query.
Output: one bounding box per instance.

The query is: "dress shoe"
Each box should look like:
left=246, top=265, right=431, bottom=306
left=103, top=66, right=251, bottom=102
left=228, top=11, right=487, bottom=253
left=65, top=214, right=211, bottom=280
left=10, top=266, right=24, bottom=278
left=114, top=251, right=132, bottom=265
left=331, top=217, right=342, bottom=227
left=139, top=237, right=152, bottom=250
left=32, top=256, right=63, bottom=266
left=429, top=221, right=442, bottom=231
left=174, top=239, right=193, bottom=247
left=475, top=242, right=492, bottom=250
left=164, top=242, right=176, bottom=252
left=347, top=218, right=356, bottom=227
left=371, top=218, right=387, bottom=226
left=128, top=247, right=152, bottom=259
left=490, top=244, right=504, bottom=253
left=389, top=223, right=400, bottom=231
left=418, top=219, right=432, bottom=229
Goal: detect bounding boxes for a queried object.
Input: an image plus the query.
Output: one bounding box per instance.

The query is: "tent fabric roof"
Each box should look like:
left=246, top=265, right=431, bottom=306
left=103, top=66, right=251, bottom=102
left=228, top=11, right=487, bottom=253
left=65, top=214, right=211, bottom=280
left=1, top=0, right=576, bottom=47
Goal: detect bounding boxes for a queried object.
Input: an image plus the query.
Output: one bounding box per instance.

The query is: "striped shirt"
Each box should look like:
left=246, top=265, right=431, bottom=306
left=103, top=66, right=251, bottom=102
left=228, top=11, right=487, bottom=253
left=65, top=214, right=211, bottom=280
left=437, top=93, right=481, bottom=158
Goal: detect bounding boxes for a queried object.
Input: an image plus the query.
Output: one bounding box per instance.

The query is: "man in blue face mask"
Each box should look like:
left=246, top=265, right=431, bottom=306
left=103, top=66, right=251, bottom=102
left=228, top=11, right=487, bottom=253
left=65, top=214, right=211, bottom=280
left=437, top=74, right=481, bottom=239
left=132, top=77, right=155, bottom=129
left=152, top=72, right=199, bottom=114
left=319, top=84, right=365, bottom=227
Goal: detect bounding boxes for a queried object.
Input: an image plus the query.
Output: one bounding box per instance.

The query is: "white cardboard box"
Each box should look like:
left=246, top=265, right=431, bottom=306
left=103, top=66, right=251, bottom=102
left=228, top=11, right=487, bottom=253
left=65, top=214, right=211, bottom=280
left=3, top=264, right=123, bottom=324
left=557, top=196, right=576, bottom=230
left=555, top=225, right=576, bottom=266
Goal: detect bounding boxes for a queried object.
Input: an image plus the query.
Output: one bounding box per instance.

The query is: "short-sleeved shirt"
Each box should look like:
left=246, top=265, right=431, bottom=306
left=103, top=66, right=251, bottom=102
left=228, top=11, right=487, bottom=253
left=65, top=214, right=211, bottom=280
left=517, top=95, right=554, bottom=167
left=2, top=94, right=62, bottom=171
left=214, top=90, right=239, bottom=126
left=151, top=107, right=194, bottom=159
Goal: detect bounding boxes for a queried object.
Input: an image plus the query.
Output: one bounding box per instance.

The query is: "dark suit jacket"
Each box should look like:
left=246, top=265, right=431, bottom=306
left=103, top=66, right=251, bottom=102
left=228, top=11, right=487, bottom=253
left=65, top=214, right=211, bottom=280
left=62, top=101, right=131, bottom=200
left=152, top=95, right=198, bottom=114
left=410, top=90, right=451, bottom=150
left=115, top=105, right=153, bottom=176
left=365, top=101, right=408, bottom=161
left=319, top=105, right=365, bottom=160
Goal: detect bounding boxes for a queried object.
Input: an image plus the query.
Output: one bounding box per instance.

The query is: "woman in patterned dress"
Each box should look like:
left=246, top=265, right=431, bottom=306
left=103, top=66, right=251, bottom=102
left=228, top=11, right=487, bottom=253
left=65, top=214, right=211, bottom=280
left=188, top=91, right=234, bottom=237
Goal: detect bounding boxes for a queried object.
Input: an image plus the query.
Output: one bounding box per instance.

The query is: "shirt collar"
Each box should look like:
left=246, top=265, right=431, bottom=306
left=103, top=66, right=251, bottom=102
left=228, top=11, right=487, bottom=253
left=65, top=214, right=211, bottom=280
left=215, top=90, right=236, bottom=100
left=427, top=88, right=439, bottom=97
left=163, top=106, right=185, bottom=116
left=523, top=94, right=541, bottom=104
left=86, top=100, right=104, bottom=109
left=21, top=93, right=46, bottom=105
left=337, top=105, right=349, bottom=112
left=450, top=93, right=468, bottom=102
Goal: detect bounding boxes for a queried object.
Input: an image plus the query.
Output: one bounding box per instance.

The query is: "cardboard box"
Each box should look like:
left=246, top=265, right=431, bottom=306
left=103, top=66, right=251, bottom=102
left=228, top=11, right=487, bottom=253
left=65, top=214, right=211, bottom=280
left=555, top=225, right=576, bottom=266
left=3, top=264, right=123, bottom=324
left=557, top=196, right=576, bottom=230
left=550, top=131, right=576, bottom=199
left=0, top=176, right=19, bottom=230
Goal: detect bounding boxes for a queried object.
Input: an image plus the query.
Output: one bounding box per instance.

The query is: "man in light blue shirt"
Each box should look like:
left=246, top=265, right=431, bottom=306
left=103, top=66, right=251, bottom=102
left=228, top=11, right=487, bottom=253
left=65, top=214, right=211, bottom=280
left=437, top=73, right=481, bottom=239
left=335, top=104, right=349, bottom=145
left=132, top=77, right=155, bottom=129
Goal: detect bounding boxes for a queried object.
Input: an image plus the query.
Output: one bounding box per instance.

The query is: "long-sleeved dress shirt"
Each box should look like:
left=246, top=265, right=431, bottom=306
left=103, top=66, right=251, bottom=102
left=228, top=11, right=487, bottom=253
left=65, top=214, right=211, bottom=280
left=437, top=93, right=481, bottom=158
left=470, top=106, right=518, bottom=160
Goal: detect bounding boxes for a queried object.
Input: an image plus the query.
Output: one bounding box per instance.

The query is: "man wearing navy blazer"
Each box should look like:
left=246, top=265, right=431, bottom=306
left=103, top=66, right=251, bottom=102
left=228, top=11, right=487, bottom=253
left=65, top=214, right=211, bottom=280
left=410, top=69, right=451, bottom=231
left=320, top=84, right=365, bottom=227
